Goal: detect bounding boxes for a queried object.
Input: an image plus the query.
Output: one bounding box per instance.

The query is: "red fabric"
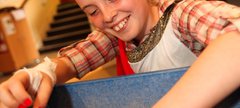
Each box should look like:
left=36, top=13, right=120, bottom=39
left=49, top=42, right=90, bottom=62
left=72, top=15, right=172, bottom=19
left=116, top=39, right=134, bottom=76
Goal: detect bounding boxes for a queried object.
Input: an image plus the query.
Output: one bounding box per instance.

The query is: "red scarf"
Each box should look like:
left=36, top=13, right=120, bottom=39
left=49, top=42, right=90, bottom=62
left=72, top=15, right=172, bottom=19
left=116, top=39, right=134, bottom=76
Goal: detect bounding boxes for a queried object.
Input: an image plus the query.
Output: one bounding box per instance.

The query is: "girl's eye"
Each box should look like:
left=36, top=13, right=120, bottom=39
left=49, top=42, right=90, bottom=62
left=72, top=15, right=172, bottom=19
left=89, top=9, right=98, bottom=16
left=84, top=8, right=99, bottom=16
left=107, top=0, right=117, bottom=3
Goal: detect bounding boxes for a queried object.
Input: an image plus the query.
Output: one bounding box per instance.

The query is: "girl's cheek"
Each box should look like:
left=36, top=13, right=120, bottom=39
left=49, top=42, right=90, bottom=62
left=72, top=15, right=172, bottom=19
left=91, top=18, right=104, bottom=29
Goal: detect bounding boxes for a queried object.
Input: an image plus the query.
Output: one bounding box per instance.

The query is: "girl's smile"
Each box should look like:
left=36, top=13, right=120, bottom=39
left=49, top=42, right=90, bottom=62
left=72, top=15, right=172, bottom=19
left=111, top=15, right=129, bottom=32
left=76, top=0, right=160, bottom=42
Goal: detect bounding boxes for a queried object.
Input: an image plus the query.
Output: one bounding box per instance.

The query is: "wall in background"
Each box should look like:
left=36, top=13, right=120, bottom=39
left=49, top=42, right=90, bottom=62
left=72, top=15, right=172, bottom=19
left=23, top=0, right=60, bottom=48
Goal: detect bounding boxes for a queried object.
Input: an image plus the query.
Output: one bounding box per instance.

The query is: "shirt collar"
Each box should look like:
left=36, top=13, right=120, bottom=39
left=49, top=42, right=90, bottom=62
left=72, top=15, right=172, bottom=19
left=158, top=0, right=175, bottom=17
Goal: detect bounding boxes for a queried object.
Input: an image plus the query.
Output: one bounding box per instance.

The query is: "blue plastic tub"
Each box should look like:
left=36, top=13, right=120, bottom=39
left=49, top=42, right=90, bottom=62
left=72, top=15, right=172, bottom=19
left=47, top=67, right=240, bottom=108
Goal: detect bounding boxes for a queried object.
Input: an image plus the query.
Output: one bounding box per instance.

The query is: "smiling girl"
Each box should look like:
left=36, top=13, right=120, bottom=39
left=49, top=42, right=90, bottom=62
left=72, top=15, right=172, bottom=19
left=0, top=0, right=240, bottom=108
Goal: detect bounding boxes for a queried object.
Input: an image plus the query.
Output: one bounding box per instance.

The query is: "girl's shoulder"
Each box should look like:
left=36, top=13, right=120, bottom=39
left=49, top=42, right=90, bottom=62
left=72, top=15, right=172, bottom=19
left=171, top=0, right=240, bottom=55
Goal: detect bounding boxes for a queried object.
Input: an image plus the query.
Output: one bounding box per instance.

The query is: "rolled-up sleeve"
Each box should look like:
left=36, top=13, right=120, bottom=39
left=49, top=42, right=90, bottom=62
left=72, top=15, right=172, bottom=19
left=58, top=30, right=119, bottom=78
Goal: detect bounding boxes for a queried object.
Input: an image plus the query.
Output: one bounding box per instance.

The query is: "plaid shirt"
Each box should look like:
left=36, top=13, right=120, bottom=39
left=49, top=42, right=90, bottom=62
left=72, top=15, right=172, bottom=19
left=59, top=0, right=240, bottom=78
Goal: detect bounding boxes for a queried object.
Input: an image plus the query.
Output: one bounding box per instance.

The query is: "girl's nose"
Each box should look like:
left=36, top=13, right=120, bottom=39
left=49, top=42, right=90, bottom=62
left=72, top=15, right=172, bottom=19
left=102, top=8, right=117, bottom=23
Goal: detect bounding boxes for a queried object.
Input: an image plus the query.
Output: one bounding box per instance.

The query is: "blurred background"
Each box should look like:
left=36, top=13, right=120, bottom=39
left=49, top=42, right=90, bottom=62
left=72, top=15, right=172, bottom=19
left=0, top=0, right=117, bottom=83
left=0, top=0, right=239, bottom=83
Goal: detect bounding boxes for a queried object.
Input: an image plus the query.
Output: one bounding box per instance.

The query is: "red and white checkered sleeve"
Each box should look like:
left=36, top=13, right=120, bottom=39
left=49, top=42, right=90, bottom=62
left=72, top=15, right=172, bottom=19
left=172, top=0, right=240, bottom=46
left=58, top=31, right=119, bottom=78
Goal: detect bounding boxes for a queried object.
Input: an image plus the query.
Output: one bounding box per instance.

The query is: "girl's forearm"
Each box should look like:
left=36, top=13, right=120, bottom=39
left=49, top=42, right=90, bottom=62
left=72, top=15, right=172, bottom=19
left=153, top=31, right=240, bottom=108
left=53, top=57, right=77, bottom=84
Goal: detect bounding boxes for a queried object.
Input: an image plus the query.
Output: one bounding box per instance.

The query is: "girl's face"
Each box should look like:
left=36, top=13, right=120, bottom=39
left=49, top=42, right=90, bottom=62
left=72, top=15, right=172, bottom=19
left=76, top=0, right=159, bottom=42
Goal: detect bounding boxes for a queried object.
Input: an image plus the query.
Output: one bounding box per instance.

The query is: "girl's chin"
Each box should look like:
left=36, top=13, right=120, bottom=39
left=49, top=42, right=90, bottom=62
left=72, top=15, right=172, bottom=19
left=105, top=31, right=134, bottom=41
left=118, top=37, right=134, bottom=42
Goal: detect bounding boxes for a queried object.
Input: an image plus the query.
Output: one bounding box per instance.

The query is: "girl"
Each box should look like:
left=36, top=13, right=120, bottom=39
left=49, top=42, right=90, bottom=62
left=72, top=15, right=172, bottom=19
left=0, top=0, right=240, bottom=108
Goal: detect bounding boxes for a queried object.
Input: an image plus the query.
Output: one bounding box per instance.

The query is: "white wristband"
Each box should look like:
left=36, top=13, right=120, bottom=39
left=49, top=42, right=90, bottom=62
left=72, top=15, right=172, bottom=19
left=15, top=68, right=42, bottom=98
left=33, top=57, right=57, bottom=85
left=14, top=57, right=57, bottom=98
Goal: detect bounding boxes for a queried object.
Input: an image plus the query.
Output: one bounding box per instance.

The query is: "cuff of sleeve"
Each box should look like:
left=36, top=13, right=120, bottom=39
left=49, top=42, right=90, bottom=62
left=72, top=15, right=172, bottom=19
left=59, top=48, right=91, bottom=79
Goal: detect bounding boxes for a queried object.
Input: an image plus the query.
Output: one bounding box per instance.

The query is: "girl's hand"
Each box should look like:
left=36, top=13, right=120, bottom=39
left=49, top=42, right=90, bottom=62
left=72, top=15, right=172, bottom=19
left=0, top=71, right=53, bottom=108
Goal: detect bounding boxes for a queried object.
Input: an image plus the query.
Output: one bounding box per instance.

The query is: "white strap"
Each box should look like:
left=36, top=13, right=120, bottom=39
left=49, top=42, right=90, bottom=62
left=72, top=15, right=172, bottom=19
left=33, top=57, right=57, bottom=85
left=14, top=57, right=57, bottom=98
left=15, top=68, right=42, bottom=98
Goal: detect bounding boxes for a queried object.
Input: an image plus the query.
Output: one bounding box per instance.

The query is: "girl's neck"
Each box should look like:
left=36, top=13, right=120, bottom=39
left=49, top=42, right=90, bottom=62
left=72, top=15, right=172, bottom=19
left=135, top=5, right=160, bottom=44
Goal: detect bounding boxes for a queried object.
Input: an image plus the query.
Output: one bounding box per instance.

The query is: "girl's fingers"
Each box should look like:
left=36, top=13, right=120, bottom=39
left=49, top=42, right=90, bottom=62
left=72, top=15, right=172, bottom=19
left=0, top=72, right=32, bottom=108
left=0, top=83, right=19, bottom=108
left=0, top=102, right=9, bottom=108
left=9, top=81, right=32, bottom=107
left=33, top=73, right=53, bottom=108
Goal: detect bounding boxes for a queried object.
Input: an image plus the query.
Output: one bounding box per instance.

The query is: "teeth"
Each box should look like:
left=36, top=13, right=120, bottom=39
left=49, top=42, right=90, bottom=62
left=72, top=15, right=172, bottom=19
left=113, top=18, right=128, bottom=32
left=114, top=26, right=120, bottom=31
left=119, top=22, right=124, bottom=28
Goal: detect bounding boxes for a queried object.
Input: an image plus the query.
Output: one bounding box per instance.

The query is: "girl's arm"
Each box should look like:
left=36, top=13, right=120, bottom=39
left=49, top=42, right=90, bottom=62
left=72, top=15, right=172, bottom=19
left=153, top=30, right=240, bottom=108
left=0, top=30, right=118, bottom=108
left=153, top=1, right=240, bottom=107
